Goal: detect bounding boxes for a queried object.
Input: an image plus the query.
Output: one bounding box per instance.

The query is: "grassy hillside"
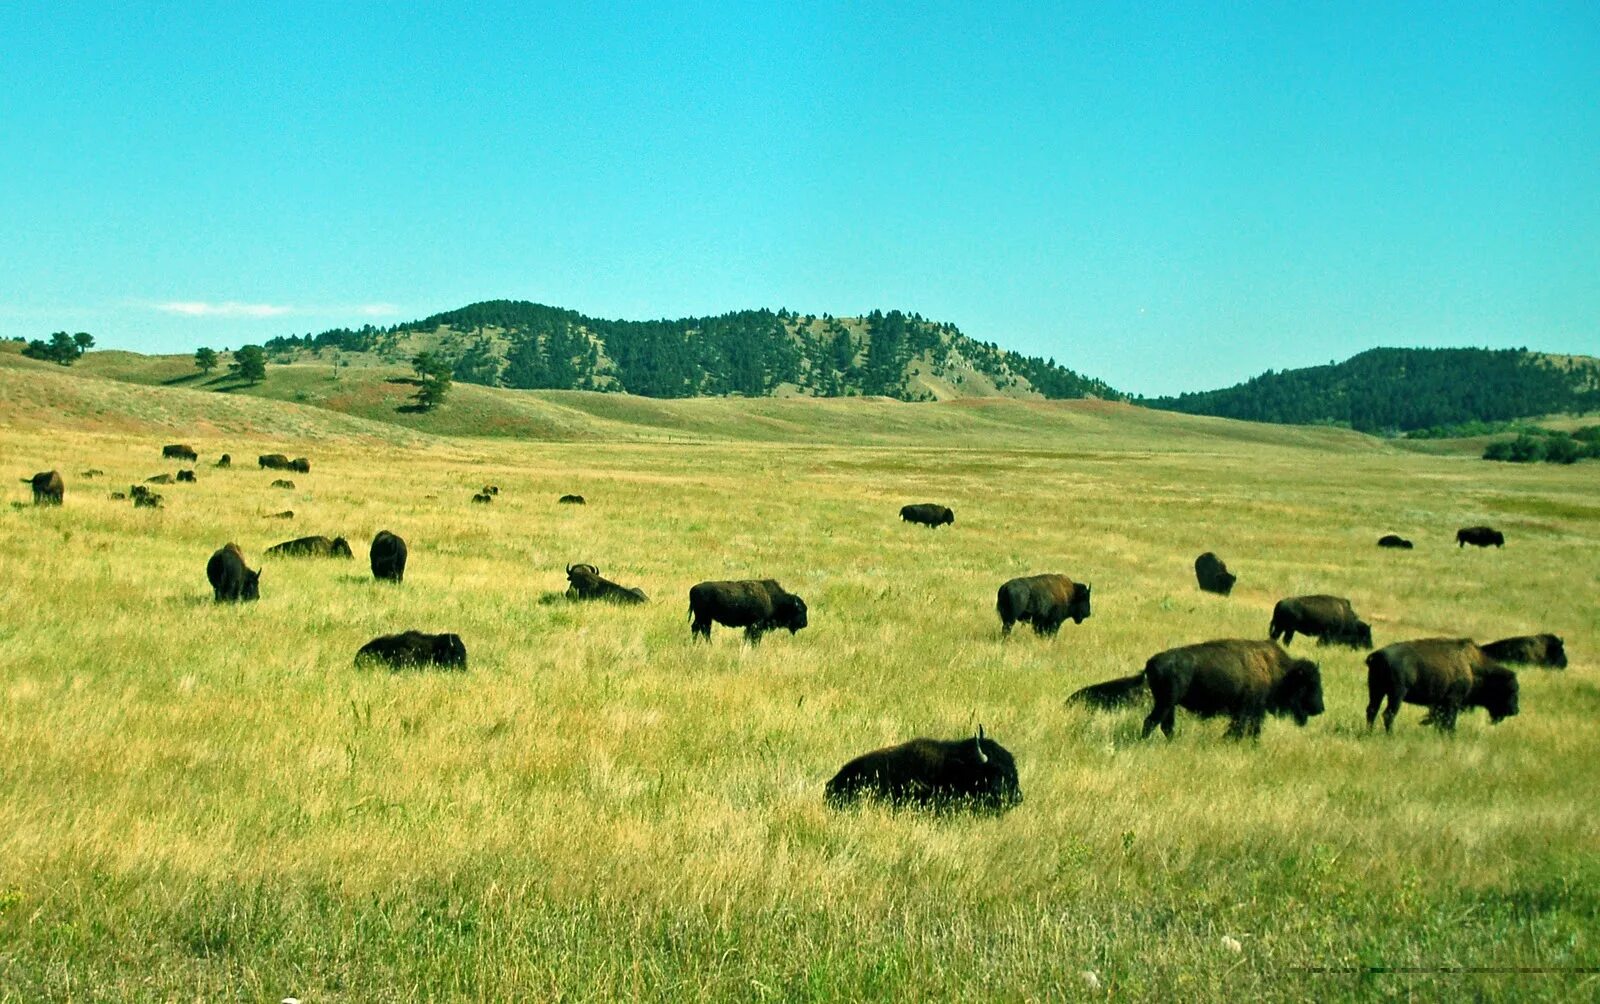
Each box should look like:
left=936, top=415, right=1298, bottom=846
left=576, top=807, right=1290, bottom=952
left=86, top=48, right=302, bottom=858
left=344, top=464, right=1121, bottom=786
left=2, top=368, right=1597, bottom=1000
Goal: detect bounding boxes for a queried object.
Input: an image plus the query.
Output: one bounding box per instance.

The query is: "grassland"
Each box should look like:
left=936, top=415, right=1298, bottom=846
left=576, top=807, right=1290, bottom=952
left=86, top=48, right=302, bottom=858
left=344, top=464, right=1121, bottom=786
left=1, top=361, right=1597, bottom=1001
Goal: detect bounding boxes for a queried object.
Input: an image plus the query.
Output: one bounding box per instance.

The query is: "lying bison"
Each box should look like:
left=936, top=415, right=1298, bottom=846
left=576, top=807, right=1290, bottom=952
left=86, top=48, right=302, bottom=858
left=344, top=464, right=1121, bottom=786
left=266, top=535, right=354, bottom=559
left=270, top=479, right=295, bottom=489
left=355, top=631, right=467, bottom=671
left=1269, top=595, right=1373, bottom=649
left=215, top=454, right=231, bottom=468
left=176, top=470, right=196, bottom=483
left=1066, top=673, right=1148, bottom=709
left=997, top=574, right=1091, bottom=636
left=566, top=564, right=647, bottom=603
left=1141, top=639, right=1324, bottom=740
left=1378, top=534, right=1414, bottom=549
left=558, top=494, right=585, bottom=505
left=688, top=579, right=807, bottom=642
left=1481, top=634, right=1566, bottom=670
left=131, top=485, right=161, bottom=509
left=145, top=473, right=173, bottom=485
left=79, top=468, right=104, bottom=478
left=21, top=470, right=63, bottom=506
left=206, top=543, right=260, bottom=603
left=900, top=503, right=954, bottom=528
left=266, top=510, right=294, bottom=520
left=1193, top=552, right=1236, bottom=596
left=824, top=725, right=1020, bottom=813
left=1457, top=526, right=1504, bottom=548
left=162, top=444, right=198, bottom=461
left=370, top=530, right=407, bottom=583
left=1365, top=638, right=1518, bottom=732
left=470, top=492, right=492, bottom=504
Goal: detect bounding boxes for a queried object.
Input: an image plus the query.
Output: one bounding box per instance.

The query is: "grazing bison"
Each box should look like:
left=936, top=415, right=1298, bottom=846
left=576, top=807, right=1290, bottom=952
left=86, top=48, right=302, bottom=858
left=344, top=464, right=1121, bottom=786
left=1481, top=634, right=1567, bottom=670
left=471, top=492, right=492, bottom=504
left=566, top=564, right=648, bottom=603
left=996, top=574, right=1091, bottom=636
left=176, top=469, right=196, bottom=483
left=483, top=485, right=500, bottom=495
left=205, top=543, right=260, bottom=603
left=109, top=491, right=127, bottom=501
left=79, top=468, right=104, bottom=478
left=145, top=473, right=173, bottom=485
left=266, top=535, right=354, bottom=559
left=1269, top=595, right=1373, bottom=649
left=270, top=479, right=295, bottom=489
left=134, top=492, right=162, bottom=509
left=688, top=579, right=807, bottom=642
left=825, top=725, right=1020, bottom=813
left=1457, top=526, right=1504, bottom=548
left=1378, top=534, right=1414, bottom=549
left=900, top=503, right=954, bottom=528
left=162, top=444, right=198, bottom=461
left=370, top=530, right=407, bottom=583
left=287, top=457, right=311, bottom=474
left=216, top=453, right=231, bottom=468
left=1365, top=638, right=1519, bottom=732
left=355, top=631, right=467, bottom=671
left=1193, top=552, right=1237, bottom=595
left=258, top=454, right=292, bottom=470
left=1141, top=639, right=1324, bottom=740
left=1066, top=673, right=1148, bottom=710
left=558, top=494, right=585, bottom=505
left=21, top=470, right=63, bottom=506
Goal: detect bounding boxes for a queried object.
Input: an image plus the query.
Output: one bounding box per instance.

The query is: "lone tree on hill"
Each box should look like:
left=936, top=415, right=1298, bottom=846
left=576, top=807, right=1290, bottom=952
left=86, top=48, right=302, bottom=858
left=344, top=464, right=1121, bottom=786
left=194, top=346, right=218, bottom=375
left=413, top=351, right=453, bottom=411
left=230, top=345, right=267, bottom=384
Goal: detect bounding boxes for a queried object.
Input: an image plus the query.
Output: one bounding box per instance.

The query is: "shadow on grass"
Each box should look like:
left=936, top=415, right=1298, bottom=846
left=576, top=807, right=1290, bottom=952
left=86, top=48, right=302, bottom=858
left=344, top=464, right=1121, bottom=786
left=160, top=372, right=206, bottom=386
left=386, top=376, right=423, bottom=386
left=395, top=403, right=428, bottom=414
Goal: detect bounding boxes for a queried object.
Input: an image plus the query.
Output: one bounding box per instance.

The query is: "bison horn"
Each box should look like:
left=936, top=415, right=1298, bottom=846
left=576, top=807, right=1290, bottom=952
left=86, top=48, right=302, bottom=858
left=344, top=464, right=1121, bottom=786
left=975, top=723, right=989, bottom=764
left=566, top=564, right=575, bottom=574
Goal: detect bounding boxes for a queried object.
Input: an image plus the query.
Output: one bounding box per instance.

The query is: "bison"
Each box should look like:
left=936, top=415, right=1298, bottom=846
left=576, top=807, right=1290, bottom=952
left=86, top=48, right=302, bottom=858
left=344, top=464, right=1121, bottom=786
left=1141, top=639, right=1325, bottom=740
left=216, top=453, right=231, bottom=468
left=270, top=479, right=295, bottom=489
left=176, top=469, right=196, bottom=483
left=1365, top=638, right=1519, bottom=732
left=483, top=485, right=500, bottom=495
left=1269, top=595, right=1373, bottom=649
left=130, top=485, right=162, bottom=508
left=1457, top=526, right=1504, bottom=548
left=258, top=454, right=292, bottom=470
left=1481, top=634, right=1567, bottom=670
left=205, top=543, right=260, bottom=603
left=79, top=468, right=104, bottom=478
left=267, top=510, right=294, bottom=520
left=688, top=579, right=807, bottom=642
left=355, top=631, right=467, bottom=671
left=144, top=473, right=173, bottom=485
left=558, top=494, right=585, bottom=505
left=370, top=530, right=407, bottom=583
left=1378, top=534, right=1414, bottom=549
left=566, top=564, right=647, bottom=604
left=471, top=492, right=492, bottom=504
left=1065, top=673, right=1148, bottom=710
left=266, top=535, right=354, bottom=559
left=162, top=444, right=198, bottom=461
left=996, top=574, right=1091, bottom=636
left=1193, top=552, right=1236, bottom=595
left=21, top=470, right=63, bottom=506
left=824, top=725, right=1020, bottom=813
left=287, top=457, right=311, bottom=474
left=900, top=503, right=954, bottom=528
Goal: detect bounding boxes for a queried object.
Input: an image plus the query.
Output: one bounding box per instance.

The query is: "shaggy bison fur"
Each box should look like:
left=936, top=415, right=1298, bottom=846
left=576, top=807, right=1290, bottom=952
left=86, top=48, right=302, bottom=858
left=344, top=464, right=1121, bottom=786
left=206, top=543, right=260, bottom=603
left=824, top=726, right=1020, bottom=813
left=22, top=470, right=63, bottom=506
left=996, top=574, right=1091, bottom=636
left=1481, top=634, right=1567, bottom=670
left=1141, top=639, right=1324, bottom=740
left=1457, top=526, right=1504, bottom=548
left=1066, top=673, right=1148, bottom=710
left=900, top=503, right=954, bottom=527
left=355, top=631, right=467, bottom=671
left=370, top=530, right=407, bottom=583
left=1193, top=552, right=1237, bottom=595
left=1365, top=638, right=1519, bottom=732
left=688, top=579, right=807, bottom=642
left=1269, top=595, right=1373, bottom=649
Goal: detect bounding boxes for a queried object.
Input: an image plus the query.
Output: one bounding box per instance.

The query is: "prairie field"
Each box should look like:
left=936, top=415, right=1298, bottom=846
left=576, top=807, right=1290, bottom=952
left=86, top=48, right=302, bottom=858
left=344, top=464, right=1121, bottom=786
left=1, top=364, right=1598, bottom=1001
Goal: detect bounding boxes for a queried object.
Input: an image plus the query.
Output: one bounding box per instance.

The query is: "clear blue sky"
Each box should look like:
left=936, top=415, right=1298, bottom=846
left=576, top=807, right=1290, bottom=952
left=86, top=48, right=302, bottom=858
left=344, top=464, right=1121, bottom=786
left=2, top=3, right=1594, bottom=395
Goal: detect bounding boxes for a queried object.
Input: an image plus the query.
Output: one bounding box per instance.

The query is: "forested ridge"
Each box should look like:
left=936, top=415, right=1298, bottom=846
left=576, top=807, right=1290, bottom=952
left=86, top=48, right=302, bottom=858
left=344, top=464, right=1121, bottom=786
left=264, top=300, right=1120, bottom=401
left=1144, top=348, right=1600, bottom=432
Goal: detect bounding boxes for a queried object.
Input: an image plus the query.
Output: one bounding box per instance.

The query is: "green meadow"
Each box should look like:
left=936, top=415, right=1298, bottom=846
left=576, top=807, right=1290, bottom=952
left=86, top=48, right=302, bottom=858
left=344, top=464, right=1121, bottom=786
left=1, top=359, right=1597, bottom=1001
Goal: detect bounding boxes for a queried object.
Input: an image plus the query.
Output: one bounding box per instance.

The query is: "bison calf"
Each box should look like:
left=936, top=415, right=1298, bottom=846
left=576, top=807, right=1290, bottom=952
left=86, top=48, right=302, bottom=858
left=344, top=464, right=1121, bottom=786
left=997, top=574, right=1091, bottom=636
left=266, top=535, right=354, bottom=559
left=356, top=631, right=467, bottom=671
left=1365, top=638, right=1518, bottom=732
left=825, top=725, right=1020, bottom=813
left=1269, top=595, right=1373, bottom=649
left=206, top=543, right=260, bottom=603
left=370, top=530, right=407, bottom=583
left=1193, top=552, right=1236, bottom=595
left=21, top=470, right=63, bottom=506
left=1457, top=526, right=1504, bottom=548
left=566, top=564, right=647, bottom=603
left=1481, top=634, right=1567, bottom=670
left=1141, top=639, right=1324, bottom=740
left=688, top=579, right=807, bottom=642
left=900, top=503, right=954, bottom=528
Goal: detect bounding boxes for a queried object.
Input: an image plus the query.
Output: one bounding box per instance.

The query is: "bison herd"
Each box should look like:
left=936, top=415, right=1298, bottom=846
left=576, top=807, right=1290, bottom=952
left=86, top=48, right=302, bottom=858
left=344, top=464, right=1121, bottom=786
left=13, top=448, right=1581, bottom=817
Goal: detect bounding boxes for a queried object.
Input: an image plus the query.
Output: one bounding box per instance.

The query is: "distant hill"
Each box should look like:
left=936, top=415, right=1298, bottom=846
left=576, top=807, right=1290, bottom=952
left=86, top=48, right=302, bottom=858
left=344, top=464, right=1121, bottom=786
left=1143, top=348, right=1600, bottom=433
left=262, top=301, right=1121, bottom=402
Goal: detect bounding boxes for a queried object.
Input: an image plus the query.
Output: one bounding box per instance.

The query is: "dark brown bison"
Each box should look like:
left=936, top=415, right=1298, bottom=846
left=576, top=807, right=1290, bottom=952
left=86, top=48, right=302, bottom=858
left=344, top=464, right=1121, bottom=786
left=270, top=479, right=295, bottom=489
left=216, top=454, right=231, bottom=468
left=370, top=530, right=407, bottom=583
left=824, top=725, right=1020, bottom=813
left=258, top=454, right=292, bottom=470
left=688, top=579, right=807, bottom=642
left=267, top=510, right=294, bottom=519
left=176, top=469, right=196, bottom=483
left=287, top=457, right=311, bottom=474
left=1481, top=634, right=1566, bottom=670
left=1365, top=638, right=1519, bottom=732
left=900, top=503, right=954, bottom=527
left=355, top=631, right=467, bottom=671
left=1269, top=595, right=1373, bottom=649
left=1193, top=552, right=1236, bottom=595
left=1065, top=673, right=1148, bottom=709
left=206, top=543, right=260, bottom=603
left=144, top=473, right=174, bottom=485
left=162, top=444, right=197, bottom=461
left=566, top=564, right=647, bottom=603
left=1141, top=639, right=1325, bottom=740
left=130, top=485, right=162, bottom=508
left=109, top=491, right=126, bottom=501
left=1377, top=534, right=1413, bottom=549
left=471, top=492, right=492, bottom=504
left=21, top=470, right=63, bottom=505
left=266, top=535, right=354, bottom=559
left=996, top=574, right=1091, bottom=636
left=483, top=485, right=500, bottom=495
left=558, top=494, right=585, bottom=505
left=1457, top=526, right=1504, bottom=548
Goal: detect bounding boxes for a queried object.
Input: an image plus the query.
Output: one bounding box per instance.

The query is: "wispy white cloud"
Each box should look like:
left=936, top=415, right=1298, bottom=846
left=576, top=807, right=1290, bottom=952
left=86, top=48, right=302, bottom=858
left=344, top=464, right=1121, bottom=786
left=353, top=302, right=401, bottom=317
left=151, top=301, right=403, bottom=319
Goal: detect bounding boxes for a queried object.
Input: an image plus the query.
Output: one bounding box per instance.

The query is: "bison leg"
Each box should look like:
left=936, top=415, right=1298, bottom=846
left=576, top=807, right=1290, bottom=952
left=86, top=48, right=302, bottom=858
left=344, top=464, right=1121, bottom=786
left=1430, top=702, right=1461, bottom=733
left=999, top=615, right=1014, bottom=637
left=744, top=625, right=765, bottom=644
left=1039, top=615, right=1064, bottom=637
left=691, top=614, right=713, bottom=640
left=1382, top=686, right=1405, bottom=733
left=1142, top=701, right=1176, bottom=740
left=1365, top=690, right=1383, bottom=730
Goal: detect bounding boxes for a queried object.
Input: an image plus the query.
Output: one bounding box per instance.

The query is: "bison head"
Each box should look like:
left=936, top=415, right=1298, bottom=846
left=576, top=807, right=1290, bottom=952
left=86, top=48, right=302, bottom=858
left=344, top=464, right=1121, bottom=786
left=1544, top=635, right=1568, bottom=669
left=242, top=569, right=261, bottom=602
left=1473, top=667, right=1520, bottom=723
left=1347, top=619, right=1374, bottom=649
left=1068, top=583, right=1092, bottom=624
left=938, top=508, right=954, bottom=525
left=432, top=634, right=468, bottom=670
left=775, top=593, right=808, bottom=633
left=1273, top=658, right=1324, bottom=725
left=330, top=537, right=354, bottom=558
